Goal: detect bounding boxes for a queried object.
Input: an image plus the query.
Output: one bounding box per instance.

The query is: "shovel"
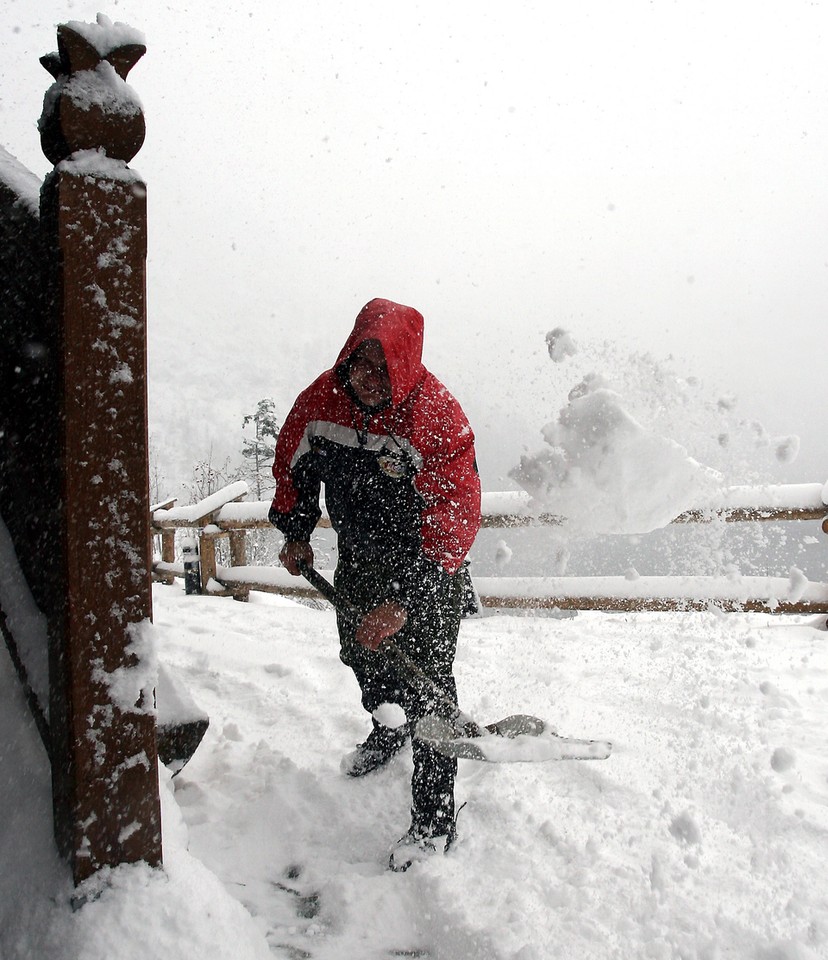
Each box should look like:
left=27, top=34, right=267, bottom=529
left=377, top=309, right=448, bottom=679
left=297, top=561, right=612, bottom=763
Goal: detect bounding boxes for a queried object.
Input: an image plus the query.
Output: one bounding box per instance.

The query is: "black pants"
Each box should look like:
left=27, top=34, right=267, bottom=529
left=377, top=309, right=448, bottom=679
left=335, top=557, right=463, bottom=835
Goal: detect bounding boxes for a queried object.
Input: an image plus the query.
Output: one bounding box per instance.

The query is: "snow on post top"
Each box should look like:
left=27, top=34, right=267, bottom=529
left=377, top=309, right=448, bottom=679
left=64, top=14, right=146, bottom=58
left=39, top=14, right=146, bottom=166
left=61, top=62, right=143, bottom=118
left=55, top=148, right=144, bottom=183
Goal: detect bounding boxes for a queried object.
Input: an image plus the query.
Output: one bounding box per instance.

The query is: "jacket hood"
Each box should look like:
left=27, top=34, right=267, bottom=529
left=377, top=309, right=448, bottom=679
left=335, top=298, right=425, bottom=407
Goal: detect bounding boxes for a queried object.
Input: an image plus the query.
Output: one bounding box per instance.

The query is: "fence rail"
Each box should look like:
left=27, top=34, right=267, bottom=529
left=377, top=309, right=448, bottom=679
left=151, top=481, right=828, bottom=616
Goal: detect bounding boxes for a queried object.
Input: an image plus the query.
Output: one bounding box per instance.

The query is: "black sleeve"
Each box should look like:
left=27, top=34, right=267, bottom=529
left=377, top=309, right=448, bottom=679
left=268, top=454, right=322, bottom=542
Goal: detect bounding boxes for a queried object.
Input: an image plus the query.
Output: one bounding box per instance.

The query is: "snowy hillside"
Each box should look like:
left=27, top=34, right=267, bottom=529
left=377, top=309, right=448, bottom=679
left=3, top=584, right=827, bottom=959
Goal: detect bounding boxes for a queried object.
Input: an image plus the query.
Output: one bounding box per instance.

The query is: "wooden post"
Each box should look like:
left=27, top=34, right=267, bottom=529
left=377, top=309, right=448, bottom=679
left=161, top=529, right=176, bottom=585
left=229, top=529, right=250, bottom=602
left=39, top=19, right=161, bottom=884
left=199, top=531, right=219, bottom=593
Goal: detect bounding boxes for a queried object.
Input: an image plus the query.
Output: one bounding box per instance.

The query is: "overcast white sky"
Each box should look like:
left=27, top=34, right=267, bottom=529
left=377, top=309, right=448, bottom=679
left=2, top=1, right=827, bottom=490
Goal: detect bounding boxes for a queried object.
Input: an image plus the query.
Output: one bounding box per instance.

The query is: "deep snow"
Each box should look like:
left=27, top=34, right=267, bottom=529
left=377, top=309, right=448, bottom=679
left=3, top=583, right=828, bottom=959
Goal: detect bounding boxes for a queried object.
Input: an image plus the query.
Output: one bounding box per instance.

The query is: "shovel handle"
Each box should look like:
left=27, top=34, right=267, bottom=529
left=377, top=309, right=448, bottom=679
left=296, top=560, right=485, bottom=738
left=296, top=560, right=343, bottom=610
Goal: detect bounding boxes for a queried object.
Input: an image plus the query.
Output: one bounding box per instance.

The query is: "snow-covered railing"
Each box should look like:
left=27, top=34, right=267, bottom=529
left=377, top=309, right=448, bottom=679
left=151, top=481, right=828, bottom=615
left=479, top=484, right=828, bottom=526
left=152, top=481, right=251, bottom=592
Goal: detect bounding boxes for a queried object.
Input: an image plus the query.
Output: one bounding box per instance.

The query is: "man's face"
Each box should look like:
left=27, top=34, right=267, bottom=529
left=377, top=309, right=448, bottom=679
left=348, top=340, right=391, bottom=408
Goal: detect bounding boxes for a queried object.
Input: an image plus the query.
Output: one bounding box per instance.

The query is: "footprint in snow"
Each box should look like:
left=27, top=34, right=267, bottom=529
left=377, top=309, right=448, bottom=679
left=271, top=864, right=321, bottom=920
left=264, top=662, right=293, bottom=677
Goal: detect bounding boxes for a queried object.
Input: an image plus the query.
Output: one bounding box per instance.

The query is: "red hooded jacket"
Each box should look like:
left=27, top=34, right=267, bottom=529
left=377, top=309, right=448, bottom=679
left=270, top=299, right=481, bottom=576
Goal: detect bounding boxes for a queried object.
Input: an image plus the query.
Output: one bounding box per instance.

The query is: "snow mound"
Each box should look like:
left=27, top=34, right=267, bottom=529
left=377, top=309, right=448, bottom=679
left=0, top=642, right=271, bottom=960
left=58, top=764, right=273, bottom=960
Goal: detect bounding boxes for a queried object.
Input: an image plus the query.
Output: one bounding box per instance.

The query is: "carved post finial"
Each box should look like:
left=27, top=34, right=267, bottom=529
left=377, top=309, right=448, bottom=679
left=39, top=14, right=146, bottom=166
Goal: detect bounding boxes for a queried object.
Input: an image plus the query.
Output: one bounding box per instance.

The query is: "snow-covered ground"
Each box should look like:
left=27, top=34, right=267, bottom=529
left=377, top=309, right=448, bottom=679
left=3, top=582, right=828, bottom=959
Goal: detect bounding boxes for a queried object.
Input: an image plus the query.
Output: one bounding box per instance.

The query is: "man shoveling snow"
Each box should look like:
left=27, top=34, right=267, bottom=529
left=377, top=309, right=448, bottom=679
left=269, top=298, right=481, bottom=871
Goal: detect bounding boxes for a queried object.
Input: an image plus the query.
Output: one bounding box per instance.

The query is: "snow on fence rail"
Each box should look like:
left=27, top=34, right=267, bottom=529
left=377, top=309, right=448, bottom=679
left=150, top=481, right=828, bottom=616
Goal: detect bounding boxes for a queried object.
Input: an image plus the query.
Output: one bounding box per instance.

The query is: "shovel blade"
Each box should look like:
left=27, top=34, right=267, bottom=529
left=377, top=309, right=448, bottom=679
left=416, top=714, right=612, bottom=763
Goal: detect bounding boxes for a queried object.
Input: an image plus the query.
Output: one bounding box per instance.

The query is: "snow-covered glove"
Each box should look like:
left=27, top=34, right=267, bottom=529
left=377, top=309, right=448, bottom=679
left=279, top=541, right=314, bottom=577
left=356, top=601, right=408, bottom=651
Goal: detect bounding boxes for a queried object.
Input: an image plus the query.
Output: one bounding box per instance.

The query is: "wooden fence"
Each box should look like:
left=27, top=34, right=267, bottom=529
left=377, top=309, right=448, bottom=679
left=151, top=480, right=828, bottom=616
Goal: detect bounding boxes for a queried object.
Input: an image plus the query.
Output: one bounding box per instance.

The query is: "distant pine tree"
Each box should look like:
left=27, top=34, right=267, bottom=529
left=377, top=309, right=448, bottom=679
left=242, top=398, right=280, bottom=501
